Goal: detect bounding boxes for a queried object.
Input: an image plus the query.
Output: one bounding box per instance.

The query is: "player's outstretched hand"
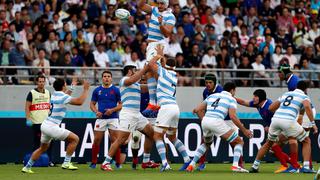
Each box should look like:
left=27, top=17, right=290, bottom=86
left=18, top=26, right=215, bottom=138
left=244, top=129, right=253, bottom=139
left=313, top=125, right=318, bottom=135
left=83, top=80, right=90, bottom=90
left=155, top=44, right=164, bottom=57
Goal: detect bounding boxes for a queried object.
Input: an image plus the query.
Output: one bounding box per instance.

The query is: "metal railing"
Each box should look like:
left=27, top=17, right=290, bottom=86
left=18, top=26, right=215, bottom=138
left=0, top=66, right=319, bottom=87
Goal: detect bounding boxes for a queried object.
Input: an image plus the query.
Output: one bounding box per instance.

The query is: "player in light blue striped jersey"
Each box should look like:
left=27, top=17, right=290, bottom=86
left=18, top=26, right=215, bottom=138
left=101, top=64, right=157, bottom=171
left=147, top=45, right=191, bottom=172
left=250, top=81, right=318, bottom=173
left=138, top=0, right=175, bottom=117
left=188, top=82, right=252, bottom=173
left=22, top=79, right=90, bottom=173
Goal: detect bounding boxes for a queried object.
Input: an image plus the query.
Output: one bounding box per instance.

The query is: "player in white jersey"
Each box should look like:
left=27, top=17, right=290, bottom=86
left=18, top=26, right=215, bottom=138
left=100, top=64, right=157, bottom=171
left=250, top=81, right=318, bottom=173
left=147, top=45, right=191, bottom=172
left=187, top=82, right=252, bottom=173
left=138, top=0, right=176, bottom=116
left=22, top=79, right=90, bottom=173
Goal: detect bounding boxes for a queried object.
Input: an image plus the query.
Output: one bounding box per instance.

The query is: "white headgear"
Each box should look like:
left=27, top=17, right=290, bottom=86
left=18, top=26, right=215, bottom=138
left=157, top=0, right=169, bottom=8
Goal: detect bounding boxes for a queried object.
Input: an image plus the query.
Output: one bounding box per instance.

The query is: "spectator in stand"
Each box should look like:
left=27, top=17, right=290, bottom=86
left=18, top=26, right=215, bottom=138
left=29, top=1, right=43, bottom=23
left=236, top=55, right=253, bottom=87
left=181, top=12, right=195, bottom=38
left=125, top=51, right=142, bottom=69
left=243, top=6, right=259, bottom=35
left=11, top=11, right=24, bottom=33
left=74, top=29, right=86, bottom=49
left=229, top=7, right=241, bottom=26
left=213, top=6, right=225, bottom=36
left=44, top=31, right=58, bottom=56
left=243, top=42, right=257, bottom=64
left=176, top=25, right=186, bottom=44
left=186, top=44, right=202, bottom=68
left=130, top=32, right=144, bottom=54
left=52, top=13, right=62, bottom=32
left=259, top=34, right=274, bottom=54
left=64, top=32, right=75, bottom=51
left=284, top=45, right=298, bottom=68
left=292, top=22, right=307, bottom=50
left=121, top=16, right=137, bottom=44
left=167, top=34, right=183, bottom=58
left=300, top=58, right=319, bottom=87
left=49, top=50, right=62, bottom=75
left=261, top=45, right=272, bottom=69
left=232, top=17, right=244, bottom=35
left=71, top=47, right=84, bottom=67
left=216, top=46, right=230, bottom=69
left=93, top=43, right=109, bottom=68
left=300, top=46, right=316, bottom=66
left=277, top=7, right=294, bottom=34
left=252, top=27, right=264, bottom=47
left=292, top=8, right=307, bottom=27
left=239, top=24, right=249, bottom=49
left=304, top=21, right=320, bottom=46
left=228, top=35, right=239, bottom=55
left=9, top=41, right=26, bottom=66
left=80, top=42, right=95, bottom=67
left=201, top=47, right=217, bottom=68
left=107, top=41, right=122, bottom=67
left=32, top=49, right=50, bottom=79
left=231, top=48, right=242, bottom=69
left=121, top=45, right=132, bottom=65
left=251, top=53, right=269, bottom=87
left=176, top=53, right=191, bottom=86
left=272, top=45, right=284, bottom=68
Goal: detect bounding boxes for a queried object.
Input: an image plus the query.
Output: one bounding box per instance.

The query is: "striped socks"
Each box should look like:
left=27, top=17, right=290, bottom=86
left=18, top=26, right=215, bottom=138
left=155, top=140, right=168, bottom=166
left=190, top=144, right=207, bottom=167
left=173, top=139, right=190, bottom=163
left=143, top=153, right=151, bottom=163
left=232, top=144, right=243, bottom=167
left=26, top=159, right=35, bottom=168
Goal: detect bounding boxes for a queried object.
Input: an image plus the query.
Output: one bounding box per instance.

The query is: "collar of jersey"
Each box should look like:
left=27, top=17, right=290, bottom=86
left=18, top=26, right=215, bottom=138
left=293, top=89, right=305, bottom=94
left=221, top=91, right=232, bottom=96
left=286, top=74, right=293, bottom=84
left=260, top=99, right=268, bottom=109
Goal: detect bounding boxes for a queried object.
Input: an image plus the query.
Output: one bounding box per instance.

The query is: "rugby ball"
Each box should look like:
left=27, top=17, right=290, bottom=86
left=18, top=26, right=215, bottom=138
left=115, top=8, right=130, bottom=20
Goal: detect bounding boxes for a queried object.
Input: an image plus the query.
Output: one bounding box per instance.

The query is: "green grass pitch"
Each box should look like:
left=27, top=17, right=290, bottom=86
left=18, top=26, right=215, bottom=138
left=0, top=163, right=317, bottom=180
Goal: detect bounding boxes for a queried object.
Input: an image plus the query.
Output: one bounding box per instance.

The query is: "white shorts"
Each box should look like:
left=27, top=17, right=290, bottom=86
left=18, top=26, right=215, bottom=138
left=155, top=104, right=180, bottom=128
left=202, top=117, right=232, bottom=138
left=268, top=118, right=307, bottom=142
left=40, top=120, right=71, bottom=144
left=118, top=109, right=149, bottom=132
left=146, top=40, right=168, bottom=62
left=94, top=118, right=119, bottom=131
left=225, top=120, right=239, bottom=132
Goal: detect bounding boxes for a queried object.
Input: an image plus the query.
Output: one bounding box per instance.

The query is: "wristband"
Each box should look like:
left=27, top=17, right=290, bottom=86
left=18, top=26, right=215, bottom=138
left=311, top=121, right=316, bottom=126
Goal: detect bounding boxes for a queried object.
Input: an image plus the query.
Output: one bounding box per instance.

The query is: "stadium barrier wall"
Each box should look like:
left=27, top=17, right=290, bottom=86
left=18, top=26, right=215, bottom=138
left=1, top=118, right=319, bottom=164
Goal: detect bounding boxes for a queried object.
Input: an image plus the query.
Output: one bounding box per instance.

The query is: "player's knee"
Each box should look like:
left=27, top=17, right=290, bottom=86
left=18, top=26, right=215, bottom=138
left=204, top=136, right=213, bottom=146
left=93, top=137, right=102, bottom=145
left=39, top=144, right=50, bottom=152
left=167, top=134, right=176, bottom=142
left=302, top=136, right=311, bottom=145
left=69, top=133, right=79, bottom=144
left=231, top=137, right=243, bottom=146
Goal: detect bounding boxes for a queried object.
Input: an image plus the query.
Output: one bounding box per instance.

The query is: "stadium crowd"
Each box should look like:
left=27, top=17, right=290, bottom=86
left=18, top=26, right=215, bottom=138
left=0, top=0, right=319, bottom=86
